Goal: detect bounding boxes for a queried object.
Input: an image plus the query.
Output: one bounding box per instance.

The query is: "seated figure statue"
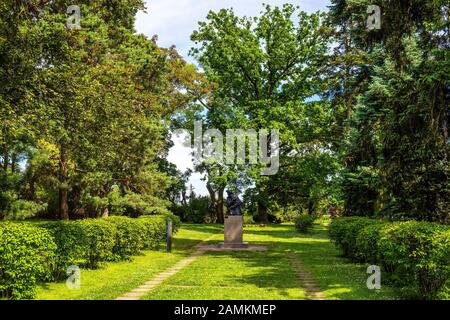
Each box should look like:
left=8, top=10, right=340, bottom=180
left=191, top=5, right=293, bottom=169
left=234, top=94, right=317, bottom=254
left=225, top=190, right=243, bottom=216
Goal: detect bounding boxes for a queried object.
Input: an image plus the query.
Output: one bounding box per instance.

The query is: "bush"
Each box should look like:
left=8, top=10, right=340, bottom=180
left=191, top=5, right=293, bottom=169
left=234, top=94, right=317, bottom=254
left=329, top=217, right=378, bottom=260
left=355, top=222, right=387, bottom=264
left=40, top=221, right=86, bottom=278
left=243, top=215, right=255, bottom=225
left=330, top=217, right=450, bottom=299
left=42, top=219, right=117, bottom=269
left=106, top=216, right=147, bottom=260
left=138, top=216, right=167, bottom=249
left=138, top=214, right=180, bottom=249
left=378, top=221, right=450, bottom=299
left=294, top=214, right=316, bottom=233
left=0, top=222, right=56, bottom=299
left=76, top=219, right=117, bottom=269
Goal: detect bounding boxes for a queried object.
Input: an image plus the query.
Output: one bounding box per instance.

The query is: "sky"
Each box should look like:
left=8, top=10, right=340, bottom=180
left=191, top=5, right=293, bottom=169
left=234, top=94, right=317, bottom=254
left=134, top=0, right=331, bottom=196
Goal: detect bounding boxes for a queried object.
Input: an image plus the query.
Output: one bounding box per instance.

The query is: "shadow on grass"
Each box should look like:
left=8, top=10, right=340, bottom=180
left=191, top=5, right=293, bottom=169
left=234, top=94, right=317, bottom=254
left=185, top=223, right=402, bottom=300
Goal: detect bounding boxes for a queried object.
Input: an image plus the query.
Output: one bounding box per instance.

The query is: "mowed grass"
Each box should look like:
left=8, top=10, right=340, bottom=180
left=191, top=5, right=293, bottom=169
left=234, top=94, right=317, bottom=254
left=142, top=219, right=401, bottom=300
left=35, top=224, right=222, bottom=300
left=143, top=250, right=306, bottom=300
left=37, top=220, right=402, bottom=300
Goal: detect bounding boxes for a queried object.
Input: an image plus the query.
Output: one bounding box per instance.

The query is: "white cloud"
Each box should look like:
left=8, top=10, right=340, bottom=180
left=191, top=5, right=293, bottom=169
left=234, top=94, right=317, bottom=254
left=167, top=132, right=208, bottom=196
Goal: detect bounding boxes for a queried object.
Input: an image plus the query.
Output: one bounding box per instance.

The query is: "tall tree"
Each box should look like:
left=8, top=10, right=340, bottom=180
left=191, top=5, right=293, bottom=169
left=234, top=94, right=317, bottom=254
left=191, top=4, right=332, bottom=221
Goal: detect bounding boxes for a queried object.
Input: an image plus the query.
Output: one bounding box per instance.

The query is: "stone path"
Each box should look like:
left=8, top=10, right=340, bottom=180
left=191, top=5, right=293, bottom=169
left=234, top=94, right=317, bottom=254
left=290, top=253, right=326, bottom=300
left=116, top=234, right=217, bottom=301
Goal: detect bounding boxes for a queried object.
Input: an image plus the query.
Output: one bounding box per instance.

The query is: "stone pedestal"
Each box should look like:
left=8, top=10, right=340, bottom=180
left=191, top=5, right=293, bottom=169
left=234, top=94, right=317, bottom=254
left=219, top=215, right=248, bottom=248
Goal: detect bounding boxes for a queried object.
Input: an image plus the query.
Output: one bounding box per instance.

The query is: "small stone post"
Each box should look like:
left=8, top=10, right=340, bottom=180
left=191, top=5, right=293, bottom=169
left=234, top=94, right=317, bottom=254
left=166, top=219, right=173, bottom=253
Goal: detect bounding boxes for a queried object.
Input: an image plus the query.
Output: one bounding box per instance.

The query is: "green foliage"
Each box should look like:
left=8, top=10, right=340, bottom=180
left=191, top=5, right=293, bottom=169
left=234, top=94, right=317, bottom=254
left=0, top=222, right=56, bottom=299
left=76, top=219, right=117, bottom=269
left=40, top=215, right=176, bottom=272
left=138, top=215, right=170, bottom=249
left=0, top=0, right=207, bottom=221
left=329, top=1, right=450, bottom=222
left=294, top=214, right=316, bottom=234
left=329, top=217, right=379, bottom=260
left=106, top=216, right=146, bottom=260
left=39, top=221, right=86, bottom=278
left=182, top=195, right=213, bottom=223
left=243, top=214, right=255, bottom=225
left=190, top=4, right=335, bottom=222
left=355, top=222, right=387, bottom=264
left=378, top=221, right=450, bottom=299
left=330, top=217, right=450, bottom=299
left=3, top=198, right=47, bottom=221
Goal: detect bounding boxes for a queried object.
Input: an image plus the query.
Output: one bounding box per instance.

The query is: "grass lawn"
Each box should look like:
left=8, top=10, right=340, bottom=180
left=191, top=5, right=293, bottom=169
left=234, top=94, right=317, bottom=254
left=36, top=224, right=222, bottom=300
left=142, top=218, right=401, bottom=300
left=37, top=219, right=402, bottom=300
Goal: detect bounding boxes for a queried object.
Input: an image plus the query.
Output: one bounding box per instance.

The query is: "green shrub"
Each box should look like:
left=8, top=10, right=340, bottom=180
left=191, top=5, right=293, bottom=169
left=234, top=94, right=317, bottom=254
left=138, top=214, right=180, bottom=249
left=76, top=219, right=117, bottom=269
left=243, top=215, right=255, bottom=225
left=355, top=221, right=387, bottom=264
left=294, top=214, right=316, bottom=233
left=330, top=217, right=450, bottom=299
left=329, top=217, right=378, bottom=260
left=378, top=221, right=450, bottom=299
left=39, top=221, right=86, bottom=278
left=106, top=216, right=146, bottom=260
left=138, top=216, right=166, bottom=249
left=0, top=222, right=56, bottom=299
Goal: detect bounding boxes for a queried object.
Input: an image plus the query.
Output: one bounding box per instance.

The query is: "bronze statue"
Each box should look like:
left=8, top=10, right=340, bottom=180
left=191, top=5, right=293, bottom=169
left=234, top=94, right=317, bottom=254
left=225, top=190, right=243, bottom=216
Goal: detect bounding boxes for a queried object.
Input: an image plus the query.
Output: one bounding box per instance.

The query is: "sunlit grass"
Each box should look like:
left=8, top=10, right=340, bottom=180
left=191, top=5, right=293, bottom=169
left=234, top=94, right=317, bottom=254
left=37, top=220, right=403, bottom=300
left=35, top=224, right=222, bottom=300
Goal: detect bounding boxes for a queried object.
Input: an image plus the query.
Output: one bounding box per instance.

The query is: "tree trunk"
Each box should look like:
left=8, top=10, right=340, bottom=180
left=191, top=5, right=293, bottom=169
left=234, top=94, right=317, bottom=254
left=307, top=200, right=316, bottom=216
left=217, top=186, right=225, bottom=223
left=206, top=182, right=225, bottom=223
left=11, top=152, right=17, bottom=173
left=256, top=200, right=269, bottom=223
left=59, top=147, right=69, bottom=220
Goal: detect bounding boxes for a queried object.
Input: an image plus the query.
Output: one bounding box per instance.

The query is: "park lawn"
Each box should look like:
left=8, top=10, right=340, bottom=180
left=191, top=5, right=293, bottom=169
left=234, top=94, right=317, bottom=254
left=142, top=220, right=402, bottom=300
left=35, top=224, right=222, bottom=300
left=37, top=220, right=402, bottom=300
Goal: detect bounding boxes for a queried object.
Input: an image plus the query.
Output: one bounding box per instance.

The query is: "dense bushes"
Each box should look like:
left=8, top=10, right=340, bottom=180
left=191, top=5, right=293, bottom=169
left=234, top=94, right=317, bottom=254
left=77, top=219, right=117, bottom=268
left=0, top=215, right=178, bottom=299
left=294, top=214, right=316, bottom=233
left=106, top=216, right=144, bottom=261
left=40, top=221, right=87, bottom=277
left=0, top=223, right=56, bottom=299
left=330, top=217, right=450, bottom=299
left=329, top=217, right=380, bottom=260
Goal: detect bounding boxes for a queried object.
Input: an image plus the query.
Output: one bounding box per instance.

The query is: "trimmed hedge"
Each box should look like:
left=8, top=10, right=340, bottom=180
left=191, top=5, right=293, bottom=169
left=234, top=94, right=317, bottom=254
left=0, top=214, right=179, bottom=299
left=77, top=219, right=117, bottom=268
left=40, top=221, right=87, bottom=278
left=0, top=222, right=56, bottom=299
left=106, top=216, right=146, bottom=260
left=329, top=217, right=380, bottom=260
left=378, top=221, right=450, bottom=299
left=329, top=217, right=450, bottom=299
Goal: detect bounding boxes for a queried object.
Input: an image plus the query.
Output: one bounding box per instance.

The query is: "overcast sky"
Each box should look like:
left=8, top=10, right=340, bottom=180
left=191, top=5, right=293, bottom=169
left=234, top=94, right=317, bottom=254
left=134, top=0, right=331, bottom=196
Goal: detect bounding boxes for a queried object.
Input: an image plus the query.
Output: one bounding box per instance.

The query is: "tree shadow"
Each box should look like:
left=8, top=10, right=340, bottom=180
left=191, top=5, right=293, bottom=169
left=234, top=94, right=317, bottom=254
left=187, top=224, right=401, bottom=300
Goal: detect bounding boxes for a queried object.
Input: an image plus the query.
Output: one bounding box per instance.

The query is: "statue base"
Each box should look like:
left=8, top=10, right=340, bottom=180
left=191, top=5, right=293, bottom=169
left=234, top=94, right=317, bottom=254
left=218, top=242, right=249, bottom=249
left=223, top=215, right=245, bottom=246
